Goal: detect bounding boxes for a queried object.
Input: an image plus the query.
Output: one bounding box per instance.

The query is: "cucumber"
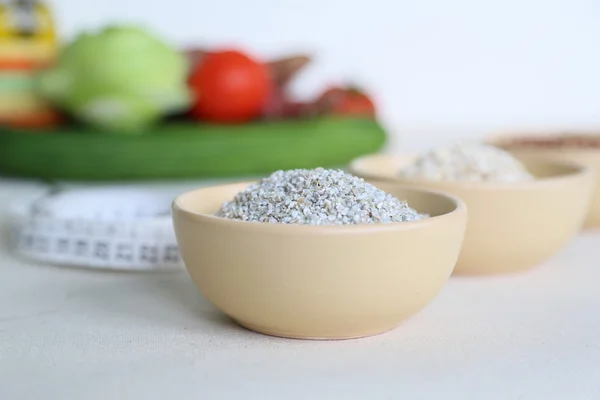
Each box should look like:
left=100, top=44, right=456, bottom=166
left=0, top=117, right=386, bottom=181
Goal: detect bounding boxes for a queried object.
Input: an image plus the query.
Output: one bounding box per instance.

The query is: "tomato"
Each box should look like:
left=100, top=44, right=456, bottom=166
left=318, top=86, right=376, bottom=118
left=319, top=87, right=347, bottom=103
left=188, top=50, right=271, bottom=123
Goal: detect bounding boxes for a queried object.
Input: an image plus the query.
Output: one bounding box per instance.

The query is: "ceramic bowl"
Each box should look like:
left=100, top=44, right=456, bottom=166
left=350, top=154, right=594, bottom=275
left=487, top=132, right=600, bottom=229
left=172, top=181, right=467, bottom=340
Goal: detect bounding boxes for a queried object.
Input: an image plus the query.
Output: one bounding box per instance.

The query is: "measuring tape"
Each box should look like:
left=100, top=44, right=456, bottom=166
left=6, top=186, right=186, bottom=271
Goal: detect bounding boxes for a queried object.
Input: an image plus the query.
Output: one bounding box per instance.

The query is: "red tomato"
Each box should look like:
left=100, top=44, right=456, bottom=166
left=188, top=50, right=271, bottom=123
left=318, top=86, right=377, bottom=118
left=319, top=87, right=348, bottom=104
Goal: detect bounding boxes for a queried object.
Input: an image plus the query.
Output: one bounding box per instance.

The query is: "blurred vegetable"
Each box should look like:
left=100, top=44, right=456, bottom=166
left=36, top=25, right=191, bottom=133
left=0, top=117, right=387, bottom=180
left=184, top=48, right=208, bottom=69
left=2, top=110, right=62, bottom=130
left=268, top=55, right=311, bottom=88
left=261, top=54, right=315, bottom=119
left=0, top=0, right=61, bottom=129
left=183, top=50, right=378, bottom=122
left=317, top=86, right=377, bottom=118
left=189, top=49, right=271, bottom=123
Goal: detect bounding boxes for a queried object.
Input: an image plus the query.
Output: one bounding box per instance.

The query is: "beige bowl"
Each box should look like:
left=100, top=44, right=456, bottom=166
left=487, top=132, right=600, bottom=229
left=172, top=181, right=467, bottom=340
left=350, top=154, right=594, bottom=275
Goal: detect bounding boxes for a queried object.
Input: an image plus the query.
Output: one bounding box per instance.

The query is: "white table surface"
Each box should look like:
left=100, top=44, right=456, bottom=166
left=1, top=170, right=600, bottom=399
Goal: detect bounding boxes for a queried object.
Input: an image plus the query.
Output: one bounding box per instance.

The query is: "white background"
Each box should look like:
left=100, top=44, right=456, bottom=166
left=52, top=0, right=600, bottom=142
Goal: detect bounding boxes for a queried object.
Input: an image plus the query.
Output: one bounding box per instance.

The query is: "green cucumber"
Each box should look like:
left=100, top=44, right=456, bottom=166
left=0, top=117, right=386, bottom=181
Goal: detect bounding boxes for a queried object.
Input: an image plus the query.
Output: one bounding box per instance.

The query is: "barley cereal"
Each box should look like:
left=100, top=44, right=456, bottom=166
left=399, top=142, right=534, bottom=183
left=217, top=168, right=427, bottom=225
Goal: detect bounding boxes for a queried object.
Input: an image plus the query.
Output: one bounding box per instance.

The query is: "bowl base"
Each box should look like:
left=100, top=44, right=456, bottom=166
left=452, top=264, right=540, bottom=276
left=233, top=319, right=399, bottom=341
left=583, top=221, right=600, bottom=230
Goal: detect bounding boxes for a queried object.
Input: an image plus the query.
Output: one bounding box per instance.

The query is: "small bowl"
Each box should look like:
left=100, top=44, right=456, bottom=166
left=487, top=132, right=600, bottom=229
left=172, top=181, right=467, bottom=340
left=350, top=154, right=594, bottom=275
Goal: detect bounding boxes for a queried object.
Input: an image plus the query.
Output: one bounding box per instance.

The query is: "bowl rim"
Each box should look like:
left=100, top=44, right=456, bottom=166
left=172, top=180, right=467, bottom=235
left=349, top=153, right=594, bottom=192
left=485, top=131, right=600, bottom=155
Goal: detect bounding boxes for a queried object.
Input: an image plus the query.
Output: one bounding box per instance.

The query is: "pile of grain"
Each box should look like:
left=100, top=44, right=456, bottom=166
left=399, top=142, right=534, bottom=183
left=217, top=168, right=427, bottom=225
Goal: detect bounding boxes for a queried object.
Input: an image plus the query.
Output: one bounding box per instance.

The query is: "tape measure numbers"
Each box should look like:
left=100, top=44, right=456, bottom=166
left=7, top=186, right=185, bottom=271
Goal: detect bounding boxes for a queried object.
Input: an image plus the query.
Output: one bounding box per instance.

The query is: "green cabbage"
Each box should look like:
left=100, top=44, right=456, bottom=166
left=37, top=25, right=192, bottom=133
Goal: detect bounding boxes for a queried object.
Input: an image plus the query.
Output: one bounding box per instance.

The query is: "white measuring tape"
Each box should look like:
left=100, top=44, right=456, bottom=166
left=6, top=186, right=185, bottom=271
